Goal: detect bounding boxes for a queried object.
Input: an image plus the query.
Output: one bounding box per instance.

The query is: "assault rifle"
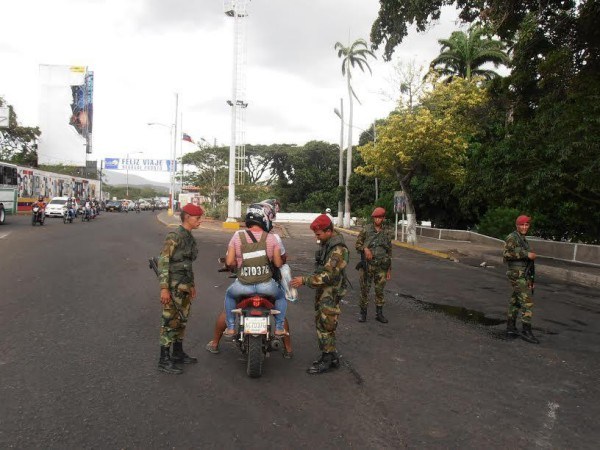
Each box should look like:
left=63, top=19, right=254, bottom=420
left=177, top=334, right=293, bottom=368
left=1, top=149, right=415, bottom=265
left=524, top=259, right=535, bottom=295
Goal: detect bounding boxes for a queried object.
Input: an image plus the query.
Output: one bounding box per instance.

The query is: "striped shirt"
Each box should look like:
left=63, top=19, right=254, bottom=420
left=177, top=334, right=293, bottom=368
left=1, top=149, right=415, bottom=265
left=228, top=230, right=281, bottom=268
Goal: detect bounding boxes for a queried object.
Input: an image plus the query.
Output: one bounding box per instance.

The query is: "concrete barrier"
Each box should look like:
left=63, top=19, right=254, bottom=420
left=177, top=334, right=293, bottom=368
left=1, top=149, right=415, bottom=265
left=415, top=226, right=599, bottom=266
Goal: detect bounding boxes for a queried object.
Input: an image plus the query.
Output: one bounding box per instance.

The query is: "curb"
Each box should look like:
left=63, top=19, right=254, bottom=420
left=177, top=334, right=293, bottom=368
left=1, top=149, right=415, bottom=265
left=336, top=227, right=451, bottom=260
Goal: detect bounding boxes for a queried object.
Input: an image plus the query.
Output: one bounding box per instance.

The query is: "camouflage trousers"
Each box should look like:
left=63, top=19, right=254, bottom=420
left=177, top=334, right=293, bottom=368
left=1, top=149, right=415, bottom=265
left=314, top=290, right=341, bottom=353
left=358, top=264, right=387, bottom=309
left=506, top=269, right=534, bottom=324
left=159, top=282, right=193, bottom=347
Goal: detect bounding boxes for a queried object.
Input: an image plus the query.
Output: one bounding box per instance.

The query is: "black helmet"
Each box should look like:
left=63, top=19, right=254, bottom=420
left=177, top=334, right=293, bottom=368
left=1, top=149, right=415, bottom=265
left=245, top=204, right=271, bottom=232
left=38, top=195, right=44, bottom=201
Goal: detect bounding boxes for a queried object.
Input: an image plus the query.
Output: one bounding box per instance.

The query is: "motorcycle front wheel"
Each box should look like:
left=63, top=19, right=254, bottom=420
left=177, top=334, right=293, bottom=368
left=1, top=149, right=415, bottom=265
left=246, top=335, right=264, bottom=378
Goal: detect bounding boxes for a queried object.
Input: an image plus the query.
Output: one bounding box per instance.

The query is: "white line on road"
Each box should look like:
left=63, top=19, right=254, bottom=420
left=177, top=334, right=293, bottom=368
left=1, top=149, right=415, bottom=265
left=0, top=233, right=9, bottom=239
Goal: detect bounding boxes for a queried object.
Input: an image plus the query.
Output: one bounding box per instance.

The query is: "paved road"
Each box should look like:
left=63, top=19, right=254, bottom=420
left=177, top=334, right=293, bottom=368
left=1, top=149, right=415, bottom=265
left=1, top=213, right=599, bottom=448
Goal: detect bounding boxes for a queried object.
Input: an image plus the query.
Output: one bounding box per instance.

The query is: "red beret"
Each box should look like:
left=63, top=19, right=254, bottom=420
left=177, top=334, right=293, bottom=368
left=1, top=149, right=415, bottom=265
left=371, top=207, right=386, bottom=217
left=515, top=215, right=531, bottom=225
left=182, top=203, right=204, bottom=217
left=310, top=214, right=332, bottom=231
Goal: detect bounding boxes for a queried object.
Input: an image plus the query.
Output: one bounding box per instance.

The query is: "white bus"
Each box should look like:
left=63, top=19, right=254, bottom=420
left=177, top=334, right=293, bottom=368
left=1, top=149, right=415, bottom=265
left=0, top=161, right=18, bottom=223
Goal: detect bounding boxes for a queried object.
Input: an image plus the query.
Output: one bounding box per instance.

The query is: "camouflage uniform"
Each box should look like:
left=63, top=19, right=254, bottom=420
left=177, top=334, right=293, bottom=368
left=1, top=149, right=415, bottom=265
left=503, top=230, right=534, bottom=324
left=302, top=231, right=349, bottom=353
left=355, top=223, right=392, bottom=309
left=158, top=225, right=198, bottom=346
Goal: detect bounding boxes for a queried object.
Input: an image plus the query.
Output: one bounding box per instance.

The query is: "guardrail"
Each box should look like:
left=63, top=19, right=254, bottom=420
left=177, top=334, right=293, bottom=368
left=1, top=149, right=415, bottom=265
left=415, top=226, right=599, bottom=266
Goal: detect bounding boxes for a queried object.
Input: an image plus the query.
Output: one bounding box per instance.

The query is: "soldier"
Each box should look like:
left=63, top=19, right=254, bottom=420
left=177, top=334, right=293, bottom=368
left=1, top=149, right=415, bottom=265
left=355, top=207, right=392, bottom=323
left=503, top=214, right=538, bottom=344
left=157, top=203, right=204, bottom=374
left=291, top=214, right=349, bottom=374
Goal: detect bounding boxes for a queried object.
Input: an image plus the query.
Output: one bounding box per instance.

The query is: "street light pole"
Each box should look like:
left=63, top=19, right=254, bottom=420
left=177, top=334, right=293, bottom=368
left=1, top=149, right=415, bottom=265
left=126, top=151, right=143, bottom=198
left=334, top=99, right=344, bottom=227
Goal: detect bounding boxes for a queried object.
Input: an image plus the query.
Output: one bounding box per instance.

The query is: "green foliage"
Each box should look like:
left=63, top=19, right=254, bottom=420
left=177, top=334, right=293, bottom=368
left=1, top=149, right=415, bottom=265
left=430, top=27, right=510, bottom=81
left=476, top=207, right=522, bottom=240
left=0, top=98, right=40, bottom=165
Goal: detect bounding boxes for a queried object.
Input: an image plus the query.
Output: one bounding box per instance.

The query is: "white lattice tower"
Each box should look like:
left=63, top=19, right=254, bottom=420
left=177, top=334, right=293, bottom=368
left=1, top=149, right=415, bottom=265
left=224, top=0, right=249, bottom=220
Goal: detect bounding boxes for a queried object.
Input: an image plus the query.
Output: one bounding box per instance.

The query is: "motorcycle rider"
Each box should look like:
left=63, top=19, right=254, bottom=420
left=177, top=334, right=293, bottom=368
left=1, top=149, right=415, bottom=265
left=65, top=197, right=75, bottom=220
left=223, top=204, right=288, bottom=337
left=31, top=195, right=46, bottom=222
left=206, top=200, right=294, bottom=357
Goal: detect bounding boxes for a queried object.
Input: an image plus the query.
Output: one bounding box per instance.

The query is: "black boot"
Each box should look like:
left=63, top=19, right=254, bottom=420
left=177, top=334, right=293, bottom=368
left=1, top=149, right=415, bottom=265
left=521, top=323, right=540, bottom=344
left=358, top=308, right=367, bottom=322
left=171, top=341, right=198, bottom=364
left=506, top=317, right=519, bottom=338
left=158, top=346, right=183, bottom=374
left=375, top=306, right=388, bottom=323
left=307, top=352, right=339, bottom=374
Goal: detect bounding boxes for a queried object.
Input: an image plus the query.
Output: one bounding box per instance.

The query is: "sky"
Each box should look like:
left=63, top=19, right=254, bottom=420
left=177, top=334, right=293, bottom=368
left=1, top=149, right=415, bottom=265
left=0, top=0, right=461, bottom=183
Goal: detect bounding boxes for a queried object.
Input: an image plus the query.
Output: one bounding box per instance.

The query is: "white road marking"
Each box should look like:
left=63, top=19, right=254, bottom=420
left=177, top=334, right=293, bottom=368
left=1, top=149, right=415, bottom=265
left=0, top=233, right=9, bottom=239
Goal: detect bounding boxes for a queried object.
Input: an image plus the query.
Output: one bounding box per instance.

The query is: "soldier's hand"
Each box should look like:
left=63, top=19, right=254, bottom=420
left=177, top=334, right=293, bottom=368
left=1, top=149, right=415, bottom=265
left=160, top=288, right=171, bottom=305
left=386, top=269, right=391, bottom=281
left=364, top=248, right=373, bottom=261
left=528, top=252, right=536, bottom=260
left=190, top=287, right=197, bottom=300
left=290, top=276, right=303, bottom=288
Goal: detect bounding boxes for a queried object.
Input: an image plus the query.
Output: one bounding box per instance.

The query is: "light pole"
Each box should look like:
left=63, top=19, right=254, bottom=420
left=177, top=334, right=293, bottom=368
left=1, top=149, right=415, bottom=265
left=333, top=99, right=344, bottom=227
left=125, top=151, right=144, bottom=198
left=147, top=121, right=176, bottom=214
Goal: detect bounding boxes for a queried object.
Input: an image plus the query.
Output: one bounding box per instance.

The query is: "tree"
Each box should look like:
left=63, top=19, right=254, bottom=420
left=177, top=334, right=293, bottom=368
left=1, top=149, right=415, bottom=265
left=357, top=78, right=488, bottom=243
left=380, top=58, right=429, bottom=110
left=182, top=145, right=229, bottom=208
left=0, top=98, right=40, bottom=166
left=334, top=38, right=376, bottom=227
left=430, top=27, right=509, bottom=81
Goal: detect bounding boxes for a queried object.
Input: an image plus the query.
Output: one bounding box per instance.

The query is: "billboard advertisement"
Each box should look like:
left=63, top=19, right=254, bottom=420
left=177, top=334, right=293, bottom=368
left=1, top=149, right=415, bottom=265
left=38, top=65, right=94, bottom=166
left=104, top=157, right=177, bottom=172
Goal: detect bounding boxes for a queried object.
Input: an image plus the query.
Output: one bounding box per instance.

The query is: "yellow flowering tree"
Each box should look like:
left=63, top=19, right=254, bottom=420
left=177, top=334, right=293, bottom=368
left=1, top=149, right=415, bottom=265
left=357, top=78, right=487, bottom=242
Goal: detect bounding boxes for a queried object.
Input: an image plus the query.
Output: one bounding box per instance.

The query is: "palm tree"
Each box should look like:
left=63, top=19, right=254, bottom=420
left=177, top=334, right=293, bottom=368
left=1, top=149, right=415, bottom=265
left=430, top=27, right=509, bottom=81
left=334, top=38, right=376, bottom=227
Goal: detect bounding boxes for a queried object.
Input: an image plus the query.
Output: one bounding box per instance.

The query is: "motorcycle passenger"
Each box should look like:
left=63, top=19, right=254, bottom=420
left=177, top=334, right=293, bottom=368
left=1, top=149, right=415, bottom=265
left=223, top=205, right=287, bottom=337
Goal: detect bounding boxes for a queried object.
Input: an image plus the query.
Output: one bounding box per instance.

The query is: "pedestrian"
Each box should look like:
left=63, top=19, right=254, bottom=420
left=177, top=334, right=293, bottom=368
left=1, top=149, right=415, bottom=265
left=503, top=214, right=538, bottom=344
left=157, top=203, right=204, bottom=374
left=324, top=207, right=335, bottom=226
left=290, top=214, right=349, bottom=374
left=355, top=207, right=393, bottom=323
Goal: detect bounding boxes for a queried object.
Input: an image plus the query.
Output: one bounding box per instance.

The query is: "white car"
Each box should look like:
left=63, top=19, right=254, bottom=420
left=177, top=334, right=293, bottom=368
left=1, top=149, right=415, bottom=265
left=45, top=196, right=78, bottom=218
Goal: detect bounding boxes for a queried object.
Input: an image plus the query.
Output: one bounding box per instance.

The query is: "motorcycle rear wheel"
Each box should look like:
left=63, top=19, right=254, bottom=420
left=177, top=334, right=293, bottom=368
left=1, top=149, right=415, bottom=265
left=246, top=335, right=264, bottom=378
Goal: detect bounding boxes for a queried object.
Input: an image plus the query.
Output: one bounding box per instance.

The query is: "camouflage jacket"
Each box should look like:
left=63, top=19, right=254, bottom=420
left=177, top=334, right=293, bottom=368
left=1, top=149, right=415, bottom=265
left=158, top=225, right=198, bottom=289
left=503, top=230, right=531, bottom=263
left=302, top=231, right=349, bottom=291
left=355, top=223, right=392, bottom=267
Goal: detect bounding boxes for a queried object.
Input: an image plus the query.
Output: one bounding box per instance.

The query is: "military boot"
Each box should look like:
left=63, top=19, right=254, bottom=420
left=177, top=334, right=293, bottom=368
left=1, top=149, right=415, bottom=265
left=307, top=352, right=339, bottom=374
left=375, top=306, right=388, bottom=323
left=358, top=308, right=367, bottom=322
left=506, top=317, right=519, bottom=339
left=158, top=346, right=183, bottom=374
left=521, top=323, right=540, bottom=344
left=171, top=341, right=198, bottom=364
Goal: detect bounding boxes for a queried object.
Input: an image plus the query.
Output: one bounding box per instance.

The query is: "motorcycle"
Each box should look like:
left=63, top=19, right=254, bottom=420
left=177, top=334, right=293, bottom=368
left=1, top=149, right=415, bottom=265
left=31, top=206, right=44, bottom=226
left=232, top=295, right=283, bottom=378
left=63, top=207, right=75, bottom=224
left=81, top=207, right=91, bottom=222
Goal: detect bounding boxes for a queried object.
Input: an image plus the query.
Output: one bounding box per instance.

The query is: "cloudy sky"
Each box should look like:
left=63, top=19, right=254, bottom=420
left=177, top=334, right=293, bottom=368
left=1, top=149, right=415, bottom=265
left=0, top=0, right=460, bottom=182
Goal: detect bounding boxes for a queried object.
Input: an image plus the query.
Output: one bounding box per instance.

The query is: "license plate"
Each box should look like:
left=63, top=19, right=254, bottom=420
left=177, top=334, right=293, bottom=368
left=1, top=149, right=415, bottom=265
left=243, top=317, right=268, bottom=335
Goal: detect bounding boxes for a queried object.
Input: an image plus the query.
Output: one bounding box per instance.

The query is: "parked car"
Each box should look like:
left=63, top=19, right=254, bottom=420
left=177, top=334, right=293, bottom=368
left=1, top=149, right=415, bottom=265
left=45, top=197, right=79, bottom=218
left=105, top=200, right=122, bottom=212
left=138, top=199, right=151, bottom=210
left=0, top=202, right=5, bottom=225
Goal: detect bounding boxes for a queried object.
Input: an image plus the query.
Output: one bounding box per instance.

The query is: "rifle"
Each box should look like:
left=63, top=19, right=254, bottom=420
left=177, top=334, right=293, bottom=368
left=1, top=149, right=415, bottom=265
left=148, top=257, right=185, bottom=320
left=524, top=260, right=535, bottom=295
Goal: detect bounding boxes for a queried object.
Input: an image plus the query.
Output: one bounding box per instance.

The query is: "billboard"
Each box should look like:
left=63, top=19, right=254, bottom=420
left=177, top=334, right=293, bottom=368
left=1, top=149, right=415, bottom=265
left=38, top=65, right=94, bottom=166
left=104, top=158, right=177, bottom=172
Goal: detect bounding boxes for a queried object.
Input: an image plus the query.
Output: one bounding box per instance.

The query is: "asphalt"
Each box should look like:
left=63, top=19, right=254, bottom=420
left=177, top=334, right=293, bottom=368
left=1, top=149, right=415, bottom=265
left=158, top=211, right=600, bottom=290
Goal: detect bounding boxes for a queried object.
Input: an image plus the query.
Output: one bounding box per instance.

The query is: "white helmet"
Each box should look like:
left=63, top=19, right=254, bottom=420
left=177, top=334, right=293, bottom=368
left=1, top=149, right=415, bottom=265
left=325, top=208, right=331, bottom=214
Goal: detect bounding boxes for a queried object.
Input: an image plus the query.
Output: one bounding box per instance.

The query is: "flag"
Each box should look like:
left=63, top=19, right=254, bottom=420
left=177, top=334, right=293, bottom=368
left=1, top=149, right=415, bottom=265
left=182, top=133, right=194, bottom=143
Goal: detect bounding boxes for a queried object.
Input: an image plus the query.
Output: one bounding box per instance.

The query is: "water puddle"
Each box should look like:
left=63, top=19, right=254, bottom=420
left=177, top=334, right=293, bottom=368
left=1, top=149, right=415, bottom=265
left=396, top=292, right=504, bottom=326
